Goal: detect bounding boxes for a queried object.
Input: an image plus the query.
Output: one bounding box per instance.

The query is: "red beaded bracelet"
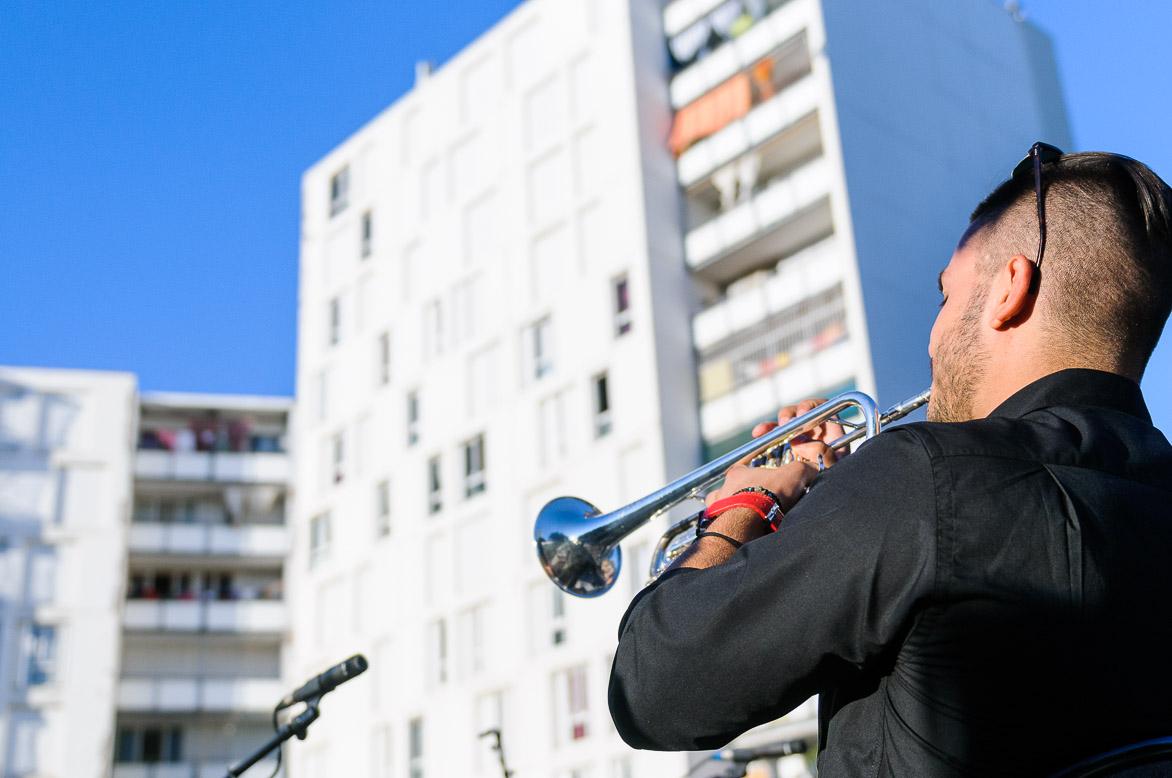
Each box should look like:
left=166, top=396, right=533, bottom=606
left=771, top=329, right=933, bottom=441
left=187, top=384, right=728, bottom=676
left=703, top=492, right=783, bottom=531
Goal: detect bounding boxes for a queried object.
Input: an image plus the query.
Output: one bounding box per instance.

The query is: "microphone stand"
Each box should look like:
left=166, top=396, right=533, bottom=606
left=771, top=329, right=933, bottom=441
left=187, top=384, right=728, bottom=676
left=224, top=696, right=321, bottom=778
left=478, top=728, right=514, bottom=778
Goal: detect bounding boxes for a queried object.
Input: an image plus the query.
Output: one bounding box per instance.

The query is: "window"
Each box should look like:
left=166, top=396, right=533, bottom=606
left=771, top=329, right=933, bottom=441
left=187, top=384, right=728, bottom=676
left=375, top=479, right=390, bottom=537
left=331, top=432, right=345, bottom=484
left=457, top=605, right=487, bottom=678
left=24, top=623, right=56, bottom=686
left=451, top=276, right=481, bottom=347
left=328, top=297, right=341, bottom=346
left=475, top=691, right=504, bottom=769
left=613, top=274, right=632, bottom=336
left=552, top=665, right=590, bottom=744
left=627, top=541, right=651, bottom=599
left=427, top=455, right=442, bottom=514
left=315, top=369, right=330, bottom=421
left=538, top=391, right=568, bottom=464
left=551, top=588, right=567, bottom=645
left=463, top=434, right=486, bottom=498
left=371, top=723, right=393, bottom=778
left=524, top=316, right=553, bottom=381
left=329, top=166, right=350, bottom=217
left=376, top=332, right=391, bottom=386
left=309, top=512, right=331, bottom=568
left=361, top=210, right=373, bottom=257
left=114, top=726, right=183, bottom=764
left=423, top=299, right=444, bottom=359
left=467, top=345, right=498, bottom=418
left=593, top=372, right=612, bottom=438
left=28, top=547, right=56, bottom=605
left=408, top=717, right=424, bottom=778
left=407, top=390, right=420, bottom=446
left=426, top=619, right=448, bottom=686
left=10, top=717, right=39, bottom=773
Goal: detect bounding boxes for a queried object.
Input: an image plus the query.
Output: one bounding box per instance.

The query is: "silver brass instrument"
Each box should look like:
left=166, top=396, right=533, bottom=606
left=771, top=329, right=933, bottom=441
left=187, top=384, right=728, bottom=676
left=533, top=389, right=930, bottom=598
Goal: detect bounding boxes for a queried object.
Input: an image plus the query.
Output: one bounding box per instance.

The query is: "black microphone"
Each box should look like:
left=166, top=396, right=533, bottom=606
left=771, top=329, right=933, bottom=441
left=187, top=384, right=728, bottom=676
left=277, top=654, right=368, bottom=710
left=715, top=739, right=808, bottom=762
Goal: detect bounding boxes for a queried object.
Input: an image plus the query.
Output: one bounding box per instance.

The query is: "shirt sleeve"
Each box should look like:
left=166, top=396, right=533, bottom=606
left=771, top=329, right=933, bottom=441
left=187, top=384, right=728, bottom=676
left=607, top=426, right=938, bottom=751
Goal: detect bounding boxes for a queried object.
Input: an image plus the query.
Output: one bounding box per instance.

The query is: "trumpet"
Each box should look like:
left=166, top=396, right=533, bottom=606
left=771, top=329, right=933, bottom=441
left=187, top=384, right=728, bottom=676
left=533, top=388, right=930, bottom=598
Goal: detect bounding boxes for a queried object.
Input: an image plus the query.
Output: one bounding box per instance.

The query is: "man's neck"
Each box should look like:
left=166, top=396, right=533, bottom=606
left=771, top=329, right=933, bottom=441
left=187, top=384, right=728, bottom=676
left=972, top=354, right=1136, bottom=420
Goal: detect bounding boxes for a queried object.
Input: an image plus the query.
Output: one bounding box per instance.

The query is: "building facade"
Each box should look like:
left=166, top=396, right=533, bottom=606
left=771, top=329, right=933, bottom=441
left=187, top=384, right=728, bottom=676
left=0, top=368, right=137, bottom=778
left=0, top=368, right=292, bottom=778
left=113, top=394, right=292, bottom=778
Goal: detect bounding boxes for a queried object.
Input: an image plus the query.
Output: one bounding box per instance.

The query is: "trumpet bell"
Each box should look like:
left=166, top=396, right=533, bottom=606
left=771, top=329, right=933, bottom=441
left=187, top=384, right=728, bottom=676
left=534, top=496, right=623, bottom=598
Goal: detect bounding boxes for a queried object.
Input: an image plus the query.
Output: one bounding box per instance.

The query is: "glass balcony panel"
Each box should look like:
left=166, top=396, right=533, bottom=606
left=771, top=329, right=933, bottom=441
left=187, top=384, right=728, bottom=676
left=686, top=160, right=832, bottom=280
left=204, top=601, right=286, bottom=633
left=135, top=450, right=288, bottom=484
left=117, top=677, right=281, bottom=713
left=670, top=1, right=808, bottom=109
left=122, top=601, right=285, bottom=633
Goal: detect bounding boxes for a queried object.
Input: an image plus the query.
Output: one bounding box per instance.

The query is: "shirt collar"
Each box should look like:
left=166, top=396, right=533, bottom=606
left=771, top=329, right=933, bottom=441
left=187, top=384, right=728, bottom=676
left=988, top=368, right=1151, bottom=423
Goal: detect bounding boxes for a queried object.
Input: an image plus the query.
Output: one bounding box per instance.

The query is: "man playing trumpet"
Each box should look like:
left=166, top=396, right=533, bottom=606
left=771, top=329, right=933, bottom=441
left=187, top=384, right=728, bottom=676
left=608, top=146, right=1172, bottom=775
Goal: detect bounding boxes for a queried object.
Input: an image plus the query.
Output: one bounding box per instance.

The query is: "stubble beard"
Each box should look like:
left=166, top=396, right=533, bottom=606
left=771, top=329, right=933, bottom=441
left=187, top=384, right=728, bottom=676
left=928, top=293, right=990, bottom=423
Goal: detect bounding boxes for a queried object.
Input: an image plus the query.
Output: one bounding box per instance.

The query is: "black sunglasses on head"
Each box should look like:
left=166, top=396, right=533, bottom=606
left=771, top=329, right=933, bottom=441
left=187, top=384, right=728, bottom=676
left=1011, top=141, right=1064, bottom=285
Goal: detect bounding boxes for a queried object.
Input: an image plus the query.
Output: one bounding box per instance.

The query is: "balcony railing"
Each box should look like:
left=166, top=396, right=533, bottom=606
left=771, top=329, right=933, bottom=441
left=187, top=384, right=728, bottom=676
left=128, top=523, right=288, bottom=558
left=693, top=236, right=841, bottom=351
left=113, top=761, right=278, bottom=778
left=122, top=600, right=286, bottom=634
left=685, top=155, right=832, bottom=276
left=117, top=677, right=283, bottom=713
left=135, top=450, right=288, bottom=484
left=678, top=71, right=820, bottom=189
left=700, top=339, right=854, bottom=445
left=670, top=0, right=810, bottom=109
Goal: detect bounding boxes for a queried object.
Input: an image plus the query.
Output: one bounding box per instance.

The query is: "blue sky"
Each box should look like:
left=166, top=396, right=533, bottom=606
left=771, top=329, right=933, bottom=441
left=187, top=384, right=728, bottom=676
left=1, top=1, right=1169, bottom=433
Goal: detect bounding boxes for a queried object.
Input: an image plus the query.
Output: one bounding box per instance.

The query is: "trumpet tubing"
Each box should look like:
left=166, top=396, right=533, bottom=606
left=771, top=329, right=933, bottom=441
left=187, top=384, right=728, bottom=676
left=533, top=389, right=930, bottom=598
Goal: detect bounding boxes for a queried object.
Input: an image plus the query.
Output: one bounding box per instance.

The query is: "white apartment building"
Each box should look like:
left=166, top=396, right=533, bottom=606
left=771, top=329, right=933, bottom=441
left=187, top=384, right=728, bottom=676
left=114, top=393, right=292, bottom=778
left=291, top=1, right=1069, bottom=777
left=0, top=366, right=293, bottom=778
left=0, top=367, right=136, bottom=778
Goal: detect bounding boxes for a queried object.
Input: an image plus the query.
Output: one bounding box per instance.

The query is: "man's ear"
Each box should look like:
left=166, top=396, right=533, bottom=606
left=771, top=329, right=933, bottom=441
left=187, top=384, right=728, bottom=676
left=989, top=255, right=1037, bottom=329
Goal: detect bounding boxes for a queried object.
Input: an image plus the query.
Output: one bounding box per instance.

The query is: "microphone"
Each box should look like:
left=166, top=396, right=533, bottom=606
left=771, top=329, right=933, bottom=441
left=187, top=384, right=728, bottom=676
left=714, top=739, right=808, bottom=762
left=276, top=654, right=368, bottom=710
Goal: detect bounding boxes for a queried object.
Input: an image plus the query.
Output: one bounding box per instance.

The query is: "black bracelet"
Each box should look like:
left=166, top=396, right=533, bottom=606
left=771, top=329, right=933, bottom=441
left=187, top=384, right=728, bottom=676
left=734, top=485, right=783, bottom=508
left=695, top=530, right=743, bottom=549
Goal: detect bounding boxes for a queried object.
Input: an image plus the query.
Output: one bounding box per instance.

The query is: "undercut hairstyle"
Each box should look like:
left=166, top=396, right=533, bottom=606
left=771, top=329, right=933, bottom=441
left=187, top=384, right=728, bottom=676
left=963, top=151, right=1172, bottom=378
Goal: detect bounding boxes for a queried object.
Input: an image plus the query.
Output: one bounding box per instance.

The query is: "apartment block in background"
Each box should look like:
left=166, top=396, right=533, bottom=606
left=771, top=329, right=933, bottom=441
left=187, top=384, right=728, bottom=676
left=113, top=393, right=291, bottom=778
left=0, top=367, right=136, bottom=778
left=288, top=1, right=701, bottom=776
left=671, top=0, right=1071, bottom=459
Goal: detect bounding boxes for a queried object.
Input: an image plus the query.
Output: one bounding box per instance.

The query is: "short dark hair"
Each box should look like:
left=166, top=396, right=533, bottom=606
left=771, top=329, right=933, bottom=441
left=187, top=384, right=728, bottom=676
left=965, top=151, right=1172, bottom=377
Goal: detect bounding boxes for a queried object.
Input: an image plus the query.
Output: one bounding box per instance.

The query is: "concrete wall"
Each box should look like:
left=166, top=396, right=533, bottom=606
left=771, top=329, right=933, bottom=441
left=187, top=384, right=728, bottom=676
left=0, top=367, right=137, bottom=778
left=821, top=0, right=1072, bottom=406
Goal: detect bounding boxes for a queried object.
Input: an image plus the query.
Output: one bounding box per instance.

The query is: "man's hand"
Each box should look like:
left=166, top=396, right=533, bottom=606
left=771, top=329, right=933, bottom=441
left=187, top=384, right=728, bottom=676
left=671, top=399, right=844, bottom=572
left=707, top=398, right=842, bottom=510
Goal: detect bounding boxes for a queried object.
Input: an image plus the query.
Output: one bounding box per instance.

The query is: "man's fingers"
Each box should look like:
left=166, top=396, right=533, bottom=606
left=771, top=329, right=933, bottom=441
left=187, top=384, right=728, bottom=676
left=752, top=421, right=777, bottom=438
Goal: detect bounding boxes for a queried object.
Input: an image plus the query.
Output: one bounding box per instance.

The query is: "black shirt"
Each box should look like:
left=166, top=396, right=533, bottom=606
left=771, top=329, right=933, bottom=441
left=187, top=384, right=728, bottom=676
left=609, top=369, right=1172, bottom=776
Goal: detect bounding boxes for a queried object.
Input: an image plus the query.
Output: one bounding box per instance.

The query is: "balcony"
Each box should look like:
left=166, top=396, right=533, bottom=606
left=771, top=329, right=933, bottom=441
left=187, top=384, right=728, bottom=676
left=135, top=450, right=288, bottom=484
left=701, top=339, right=854, bottom=444
left=670, top=0, right=810, bottom=110
left=113, top=762, right=277, bottom=778
left=117, top=677, right=283, bottom=714
left=678, top=71, right=820, bottom=189
left=693, top=236, right=842, bottom=351
left=122, top=600, right=286, bottom=634
left=697, top=283, right=853, bottom=442
left=128, top=523, right=288, bottom=558
left=686, top=155, right=833, bottom=281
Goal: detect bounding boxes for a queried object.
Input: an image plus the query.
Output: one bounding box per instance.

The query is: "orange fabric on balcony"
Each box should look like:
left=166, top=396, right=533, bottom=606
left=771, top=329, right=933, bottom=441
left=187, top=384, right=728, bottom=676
left=669, top=72, right=752, bottom=156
